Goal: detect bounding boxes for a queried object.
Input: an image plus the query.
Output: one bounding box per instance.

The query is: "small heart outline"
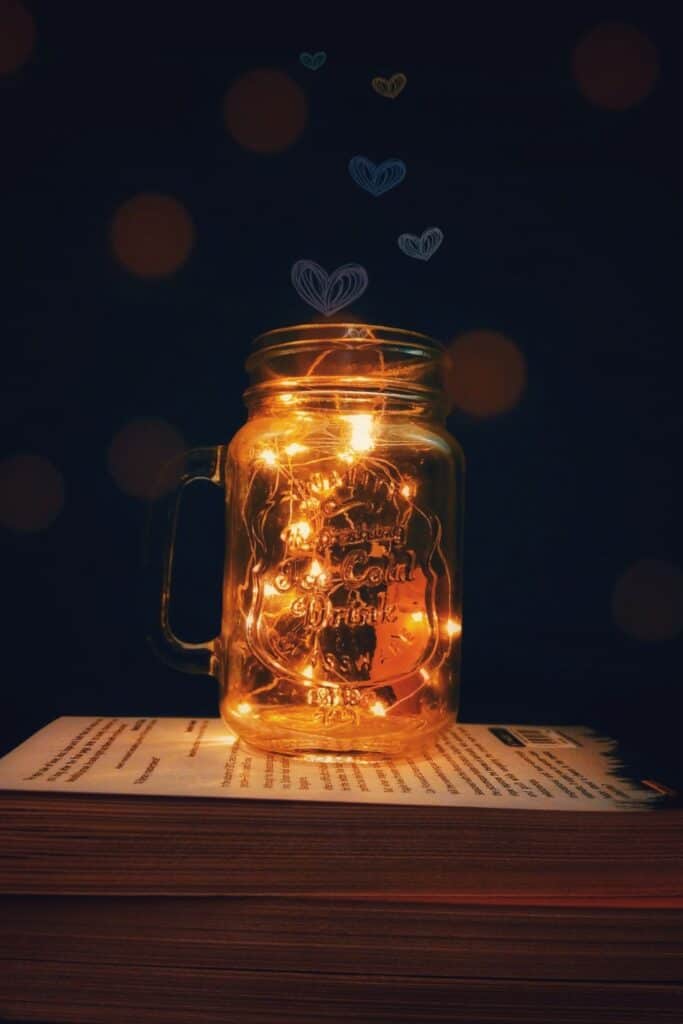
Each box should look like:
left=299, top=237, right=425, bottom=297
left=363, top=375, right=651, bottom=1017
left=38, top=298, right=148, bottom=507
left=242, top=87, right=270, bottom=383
left=348, top=155, right=406, bottom=197
left=397, top=227, right=444, bottom=262
left=371, top=73, right=407, bottom=99
left=300, top=51, right=327, bottom=71
left=291, top=259, right=369, bottom=317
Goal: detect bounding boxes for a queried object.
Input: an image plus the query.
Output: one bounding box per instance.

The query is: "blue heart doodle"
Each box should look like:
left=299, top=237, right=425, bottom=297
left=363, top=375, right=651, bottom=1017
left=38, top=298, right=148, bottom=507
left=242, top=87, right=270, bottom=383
left=300, top=51, right=327, bottom=70
left=397, top=227, right=444, bottom=262
left=348, top=156, right=406, bottom=197
left=291, top=260, right=368, bottom=317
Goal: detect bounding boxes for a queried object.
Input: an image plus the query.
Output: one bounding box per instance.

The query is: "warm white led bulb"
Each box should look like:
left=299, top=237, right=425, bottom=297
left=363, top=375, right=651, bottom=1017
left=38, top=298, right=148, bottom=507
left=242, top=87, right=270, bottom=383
left=292, top=520, right=311, bottom=541
left=260, top=448, right=278, bottom=467
left=301, top=664, right=314, bottom=684
left=344, top=413, right=375, bottom=453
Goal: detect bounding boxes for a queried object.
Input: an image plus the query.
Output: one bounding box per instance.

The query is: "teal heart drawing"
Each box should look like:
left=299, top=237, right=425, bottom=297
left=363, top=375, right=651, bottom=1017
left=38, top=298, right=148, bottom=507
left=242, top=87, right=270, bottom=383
left=348, top=156, right=407, bottom=197
left=300, top=51, right=327, bottom=71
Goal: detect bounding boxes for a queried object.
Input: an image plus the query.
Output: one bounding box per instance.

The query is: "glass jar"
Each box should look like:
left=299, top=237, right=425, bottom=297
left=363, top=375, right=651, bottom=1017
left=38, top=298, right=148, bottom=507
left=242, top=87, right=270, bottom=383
left=152, top=324, right=464, bottom=761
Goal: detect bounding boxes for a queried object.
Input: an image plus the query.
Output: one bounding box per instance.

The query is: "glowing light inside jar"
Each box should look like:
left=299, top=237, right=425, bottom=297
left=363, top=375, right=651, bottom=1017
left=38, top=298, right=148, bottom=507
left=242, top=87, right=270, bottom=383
left=284, top=442, right=307, bottom=456
left=259, top=448, right=278, bottom=467
left=236, top=701, right=252, bottom=715
left=446, top=618, right=462, bottom=638
left=344, top=413, right=375, bottom=453
left=410, top=611, right=425, bottom=623
left=290, top=520, right=312, bottom=543
left=301, top=664, right=314, bottom=685
left=369, top=700, right=387, bottom=717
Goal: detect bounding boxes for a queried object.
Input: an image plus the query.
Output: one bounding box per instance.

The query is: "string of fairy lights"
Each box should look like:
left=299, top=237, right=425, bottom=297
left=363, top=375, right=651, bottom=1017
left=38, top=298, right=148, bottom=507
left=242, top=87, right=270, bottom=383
left=217, top=329, right=462, bottom=728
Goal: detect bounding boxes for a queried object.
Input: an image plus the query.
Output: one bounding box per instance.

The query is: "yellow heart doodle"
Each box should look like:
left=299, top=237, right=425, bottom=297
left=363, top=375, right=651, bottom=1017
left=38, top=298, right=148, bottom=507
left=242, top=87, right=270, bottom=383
left=371, top=73, right=407, bottom=100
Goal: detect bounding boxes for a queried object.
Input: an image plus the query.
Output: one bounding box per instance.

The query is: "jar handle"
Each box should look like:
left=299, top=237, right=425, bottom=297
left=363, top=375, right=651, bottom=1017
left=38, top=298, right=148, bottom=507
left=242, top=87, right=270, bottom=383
left=147, top=445, right=224, bottom=677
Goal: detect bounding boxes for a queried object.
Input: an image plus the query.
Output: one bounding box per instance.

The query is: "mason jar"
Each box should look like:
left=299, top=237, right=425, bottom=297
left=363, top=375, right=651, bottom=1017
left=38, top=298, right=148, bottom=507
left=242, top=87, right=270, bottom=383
left=152, top=324, right=464, bottom=761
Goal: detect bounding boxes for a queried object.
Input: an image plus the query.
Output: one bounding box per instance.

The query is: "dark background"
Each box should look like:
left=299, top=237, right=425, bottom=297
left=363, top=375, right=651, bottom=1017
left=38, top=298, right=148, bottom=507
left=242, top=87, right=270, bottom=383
left=1, top=4, right=681, bottom=784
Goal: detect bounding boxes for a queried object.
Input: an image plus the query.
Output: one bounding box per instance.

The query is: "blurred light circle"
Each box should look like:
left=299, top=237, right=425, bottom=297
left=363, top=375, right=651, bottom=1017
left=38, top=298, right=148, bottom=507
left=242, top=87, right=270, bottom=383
left=110, top=194, right=195, bottom=278
left=612, top=559, right=683, bottom=642
left=572, top=22, right=659, bottom=111
left=0, top=0, right=35, bottom=75
left=107, top=418, right=187, bottom=499
left=224, top=68, right=308, bottom=153
left=443, top=330, right=527, bottom=417
left=0, top=454, right=64, bottom=532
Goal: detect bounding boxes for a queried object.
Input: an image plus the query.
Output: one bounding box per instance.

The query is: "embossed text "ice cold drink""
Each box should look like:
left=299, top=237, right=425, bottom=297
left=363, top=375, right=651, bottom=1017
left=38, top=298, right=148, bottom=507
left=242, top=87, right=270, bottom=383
left=151, top=325, right=464, bottom=760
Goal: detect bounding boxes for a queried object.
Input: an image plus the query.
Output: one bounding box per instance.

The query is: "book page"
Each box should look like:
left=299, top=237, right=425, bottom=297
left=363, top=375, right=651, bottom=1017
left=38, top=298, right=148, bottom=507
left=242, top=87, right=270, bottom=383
left=0, top=717, right=668, bottom=810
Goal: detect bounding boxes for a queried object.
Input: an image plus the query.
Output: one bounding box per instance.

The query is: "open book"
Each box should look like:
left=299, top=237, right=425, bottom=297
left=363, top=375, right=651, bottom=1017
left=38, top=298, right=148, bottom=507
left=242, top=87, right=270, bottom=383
left=0, top=715, right=672, bottom=810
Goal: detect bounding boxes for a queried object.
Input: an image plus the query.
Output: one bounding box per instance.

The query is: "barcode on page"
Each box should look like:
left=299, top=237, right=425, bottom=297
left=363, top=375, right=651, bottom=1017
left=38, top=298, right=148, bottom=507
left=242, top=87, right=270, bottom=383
left=507, top=727, right=577, bottom=748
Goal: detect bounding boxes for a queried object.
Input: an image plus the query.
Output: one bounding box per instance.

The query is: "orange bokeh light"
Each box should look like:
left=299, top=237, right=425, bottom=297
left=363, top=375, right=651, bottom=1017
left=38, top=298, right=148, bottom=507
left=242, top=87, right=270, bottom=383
left=224, top=69, right=308, bottom=153
left=612, top=559, right=683, bottom=642
left=443, top=330, right=527, bottom=417
left=107, top=418, right=187, bottom=500
left=0, top=0, right=35, bottom=75
left=110, top=194, right=195, bottom=278
left=572, top=22, right=659, bottom=111
left=0, top=454, right=64, bottom=532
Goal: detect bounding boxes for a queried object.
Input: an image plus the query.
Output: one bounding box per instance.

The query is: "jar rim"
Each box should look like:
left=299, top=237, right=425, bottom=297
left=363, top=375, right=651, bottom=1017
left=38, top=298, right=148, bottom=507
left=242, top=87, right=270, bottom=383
left=249, top=323, right=443, bottom=364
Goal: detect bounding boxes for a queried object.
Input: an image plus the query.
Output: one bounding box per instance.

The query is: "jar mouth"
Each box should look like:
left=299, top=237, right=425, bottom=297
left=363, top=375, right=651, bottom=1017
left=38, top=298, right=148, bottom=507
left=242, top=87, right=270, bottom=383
left=248, top=323, right=443, bottom=367
left=246, top=323, right=446, bottom=409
